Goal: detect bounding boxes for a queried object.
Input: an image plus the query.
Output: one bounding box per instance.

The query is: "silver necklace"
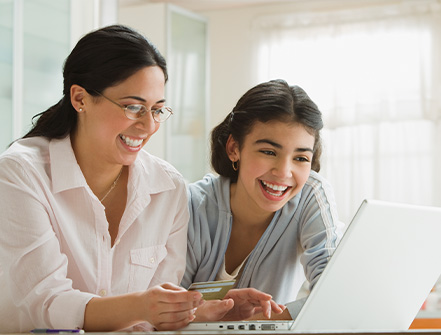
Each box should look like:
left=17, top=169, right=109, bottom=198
left=100, top=167, right=123, bottom=202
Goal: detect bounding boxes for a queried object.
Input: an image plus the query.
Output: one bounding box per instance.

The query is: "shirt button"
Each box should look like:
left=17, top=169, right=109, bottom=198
left=99, top=289, right=107, bottom=297
left=149, top=257, right=155, bottom=264
left=115, top=239, right=121, bottom=246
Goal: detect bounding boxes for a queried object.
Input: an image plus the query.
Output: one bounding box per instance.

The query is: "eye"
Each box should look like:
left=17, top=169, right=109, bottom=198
left=260, top=150, right=276, bottom=156
left=125, top=104, right=145, bottom=114
left=152, top=107, right=165, bottom=116
left=295, top=156, right=311, bottom=162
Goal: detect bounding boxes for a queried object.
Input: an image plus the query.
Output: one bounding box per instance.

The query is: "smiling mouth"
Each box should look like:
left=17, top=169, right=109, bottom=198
left=260, top=180, right=291, bottom=197
left=120, top=135, right=143, bottom=147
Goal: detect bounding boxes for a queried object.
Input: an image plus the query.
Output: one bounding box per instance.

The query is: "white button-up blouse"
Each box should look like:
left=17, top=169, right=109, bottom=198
left=0, top=136, right=189, bottom=332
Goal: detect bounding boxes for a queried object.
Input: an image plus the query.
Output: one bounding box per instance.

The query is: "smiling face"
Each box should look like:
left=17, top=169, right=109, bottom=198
left=227, top=120, right=315, bottom=216
left=72, top=66, right=166, bottom=168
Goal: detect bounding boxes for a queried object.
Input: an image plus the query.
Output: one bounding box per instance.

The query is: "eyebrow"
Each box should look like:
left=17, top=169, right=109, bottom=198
left=121, top=95, right=166, bottom=104
left=255, top=139, right=314, bottom=153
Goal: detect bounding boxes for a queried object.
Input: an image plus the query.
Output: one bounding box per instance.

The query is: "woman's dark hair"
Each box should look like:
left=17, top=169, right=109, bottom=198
left=22, top=24, right=168, bottom=139
left=211, top=79, right=323, bottom=182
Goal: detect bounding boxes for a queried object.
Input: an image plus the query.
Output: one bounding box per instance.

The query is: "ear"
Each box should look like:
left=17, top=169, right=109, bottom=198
left=70, top=85, right=87, bottom=113
left=226, top=134, right=240, bottom=162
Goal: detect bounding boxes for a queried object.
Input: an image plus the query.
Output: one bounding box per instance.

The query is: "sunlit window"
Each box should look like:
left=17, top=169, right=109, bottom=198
left=255, top=1, right=441, bottom=222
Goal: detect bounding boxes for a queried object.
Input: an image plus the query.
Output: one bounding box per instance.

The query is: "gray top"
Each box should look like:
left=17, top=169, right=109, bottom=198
left=182, top=172, right=345, bottom=317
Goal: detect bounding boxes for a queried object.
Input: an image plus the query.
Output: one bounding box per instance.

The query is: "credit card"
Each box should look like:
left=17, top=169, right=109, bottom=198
left=188, top=279, right=236, bottom=300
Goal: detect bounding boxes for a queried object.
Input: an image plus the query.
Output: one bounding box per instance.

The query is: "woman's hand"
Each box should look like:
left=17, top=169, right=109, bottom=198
left=194, top=288, right=285, bottom=322
left=84, top=282, right=205, bottom=332
left=142, top=282, right=205, bottom=330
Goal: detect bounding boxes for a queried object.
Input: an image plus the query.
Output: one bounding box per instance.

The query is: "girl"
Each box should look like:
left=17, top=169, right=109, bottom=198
left=183, top=79, right=345, bottom=320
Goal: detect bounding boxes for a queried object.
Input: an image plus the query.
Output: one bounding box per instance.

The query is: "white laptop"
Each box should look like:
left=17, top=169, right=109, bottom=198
left=182, top=199, right=441, bottom=332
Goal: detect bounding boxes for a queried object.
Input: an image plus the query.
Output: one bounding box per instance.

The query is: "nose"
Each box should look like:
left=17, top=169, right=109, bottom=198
left=135, top=111, right=158, bottom=134
left=272, top=158, right=293, bottom=179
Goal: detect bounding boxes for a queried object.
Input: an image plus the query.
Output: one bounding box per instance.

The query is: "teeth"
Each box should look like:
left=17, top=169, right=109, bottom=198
left=261, top=180, right=288, bottom=192
left=120, top=135, right=143, bottom=147
left=266, top=190, right=282, bottom=197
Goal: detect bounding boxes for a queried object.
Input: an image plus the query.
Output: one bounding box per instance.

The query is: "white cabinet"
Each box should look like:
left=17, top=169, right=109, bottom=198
left=119, top=3, right=209, bottom=183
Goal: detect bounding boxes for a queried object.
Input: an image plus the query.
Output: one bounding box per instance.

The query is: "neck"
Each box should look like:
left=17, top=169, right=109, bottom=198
left=229, top=182, right=275, bottom=229
left=70, top=133, right=125, bottom=200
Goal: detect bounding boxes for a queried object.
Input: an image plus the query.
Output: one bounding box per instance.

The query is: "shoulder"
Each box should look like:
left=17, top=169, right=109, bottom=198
left=188, top=173, right=228, bottom=199
left=136, top=150, right=187, bottom=191
left=283, top=170, right=337, bottom=215
left=302, top=170, right=336, bottom=200
left=189, top=173, right=220, bottom=192
left=145, top=151, right=183, bottom=179
left=1, top=137, right=50, bottom=162
left=295, top=171, right=342, bottom=229
left=187, top=173, right=231, bottom=212
left=0, top=137, right=53, bottom=196
left=0, top=137, right=50, bottom=173
left=305, top=170, right=332, bottom=188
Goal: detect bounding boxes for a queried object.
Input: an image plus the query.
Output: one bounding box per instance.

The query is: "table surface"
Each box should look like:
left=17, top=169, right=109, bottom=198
left=78, top=331, right=441, bottom=335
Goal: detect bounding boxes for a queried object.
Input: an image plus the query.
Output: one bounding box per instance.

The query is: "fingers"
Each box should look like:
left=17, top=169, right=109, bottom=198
left=160, top=282, right=187, bottom=291
left=272, top=302, right=286, bottom=314
left=159, top=282, right=203, bottom=304
left=144, top=284, right=205, bottom=330
left=195, top=299, right=235, bottom=322
left=226, top=288, right=272, bottom=302
left=155, top=308, right=197, bottom=331
left=261, top=299, right=272, bottom=319
left=255, top=300, right=285, bottom=318
left=150, top=283, right=203, bottom=311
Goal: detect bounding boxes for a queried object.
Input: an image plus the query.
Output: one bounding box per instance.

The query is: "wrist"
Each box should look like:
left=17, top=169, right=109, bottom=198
left=130, top=291, right=148, bottom=323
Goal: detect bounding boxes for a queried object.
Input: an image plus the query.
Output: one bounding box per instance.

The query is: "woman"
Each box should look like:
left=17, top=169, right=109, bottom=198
left=183, top=79, right=345, bottom=320
left=0, top=24, right=202, bottom=332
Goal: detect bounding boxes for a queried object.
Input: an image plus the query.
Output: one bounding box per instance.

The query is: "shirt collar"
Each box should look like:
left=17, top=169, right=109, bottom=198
left=50, top=136, right=87, bottom=194
left=129, top=150, right=177, bottom=198
left=50, top=136, right=177, bottom=196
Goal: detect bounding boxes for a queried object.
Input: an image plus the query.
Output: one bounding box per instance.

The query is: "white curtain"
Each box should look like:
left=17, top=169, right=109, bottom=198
left=254, top=0, right=441, bottom=223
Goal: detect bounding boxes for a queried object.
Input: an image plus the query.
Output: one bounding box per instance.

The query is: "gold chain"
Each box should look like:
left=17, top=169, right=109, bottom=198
left=100, top=167, right=123, bottom=202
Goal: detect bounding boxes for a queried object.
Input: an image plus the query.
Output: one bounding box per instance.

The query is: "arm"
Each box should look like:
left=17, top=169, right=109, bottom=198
left=300, top=178, right=344, bottom=290
left=0, top=158, right=94, bottom=330
left=280, top=174, right=344, bottom=319
left=84, top=283, right=203, bottom=331
left=0, top=157, right=204, bottom=332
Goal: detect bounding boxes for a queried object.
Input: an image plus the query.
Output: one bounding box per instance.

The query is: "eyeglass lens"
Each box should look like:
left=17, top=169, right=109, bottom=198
left=124, top=106, right=172, bottom=122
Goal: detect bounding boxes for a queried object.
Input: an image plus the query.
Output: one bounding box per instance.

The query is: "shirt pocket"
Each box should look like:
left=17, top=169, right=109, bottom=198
left=128, top=245, right=167, bottom=292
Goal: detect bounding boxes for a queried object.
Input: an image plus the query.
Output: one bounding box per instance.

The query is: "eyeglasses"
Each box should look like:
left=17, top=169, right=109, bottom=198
left=92, top=90, right=173, bottom=123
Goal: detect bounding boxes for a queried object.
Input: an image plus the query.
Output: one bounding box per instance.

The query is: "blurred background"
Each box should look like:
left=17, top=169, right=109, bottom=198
left=1, top=0, right=440, bottom=226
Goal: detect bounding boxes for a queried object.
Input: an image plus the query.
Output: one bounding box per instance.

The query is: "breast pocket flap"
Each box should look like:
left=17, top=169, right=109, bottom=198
left=130, top=245, right=167, bottom=269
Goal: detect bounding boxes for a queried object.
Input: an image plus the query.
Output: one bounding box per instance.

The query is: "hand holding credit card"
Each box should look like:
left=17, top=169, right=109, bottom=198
left=188, top=279, right=236, bottom=300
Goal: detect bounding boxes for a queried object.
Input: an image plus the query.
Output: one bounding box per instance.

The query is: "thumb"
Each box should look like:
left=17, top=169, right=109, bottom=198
left=160, top=282, right=186, bottom=291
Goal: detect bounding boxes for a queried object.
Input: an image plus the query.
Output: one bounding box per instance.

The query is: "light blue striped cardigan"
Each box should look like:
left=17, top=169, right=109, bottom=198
left=182, top=172, right=344, bottom=318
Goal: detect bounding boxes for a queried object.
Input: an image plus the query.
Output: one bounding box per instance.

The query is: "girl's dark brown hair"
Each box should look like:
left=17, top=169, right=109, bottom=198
left=211, top=79, right=323, bottom=182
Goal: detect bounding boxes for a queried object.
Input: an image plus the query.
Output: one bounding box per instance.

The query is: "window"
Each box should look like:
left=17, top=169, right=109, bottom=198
left=255, top=0, right=441, bottom=222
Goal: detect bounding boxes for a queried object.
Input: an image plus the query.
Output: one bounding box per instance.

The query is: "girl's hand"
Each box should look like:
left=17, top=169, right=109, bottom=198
left=221, top=288, right=285, bottom=320
left=193, top=288, right=285, bottom=322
